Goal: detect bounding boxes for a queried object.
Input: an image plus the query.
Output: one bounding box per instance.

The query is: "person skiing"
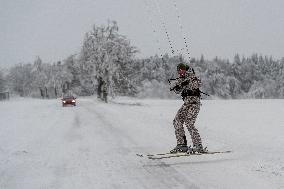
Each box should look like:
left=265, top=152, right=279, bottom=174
left=170, top=63, right=205, bottom=153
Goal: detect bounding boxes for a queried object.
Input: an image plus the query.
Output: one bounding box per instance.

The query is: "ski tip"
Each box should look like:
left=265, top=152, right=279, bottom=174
left=204, top=150, right=232, bottom=154
left=136, top=153, right=144, bottom=157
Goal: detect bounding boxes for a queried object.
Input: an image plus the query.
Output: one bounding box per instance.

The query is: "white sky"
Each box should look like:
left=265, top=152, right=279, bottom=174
left=0, top=0, right=283, bottom=67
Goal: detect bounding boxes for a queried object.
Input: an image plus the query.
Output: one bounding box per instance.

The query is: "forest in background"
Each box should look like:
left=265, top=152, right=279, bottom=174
left=1, top=21, right=284, bottom=99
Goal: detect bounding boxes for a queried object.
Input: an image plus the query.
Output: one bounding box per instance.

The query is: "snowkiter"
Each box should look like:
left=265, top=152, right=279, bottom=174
left=170, top=63, right=205, bottom=153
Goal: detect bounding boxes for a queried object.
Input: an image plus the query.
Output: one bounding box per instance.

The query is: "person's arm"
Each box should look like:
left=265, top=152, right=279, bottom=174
left=189, top=75, right=201, bottom=90
left=170, top=76, right=189, bottom=93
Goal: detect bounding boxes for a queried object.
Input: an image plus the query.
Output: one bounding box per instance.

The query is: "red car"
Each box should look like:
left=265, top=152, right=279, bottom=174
left=62, top=96, right=76, bottom=107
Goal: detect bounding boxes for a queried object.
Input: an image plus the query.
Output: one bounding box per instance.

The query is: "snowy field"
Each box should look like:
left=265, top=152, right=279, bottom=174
left=0, top=97, right=283, bottom=189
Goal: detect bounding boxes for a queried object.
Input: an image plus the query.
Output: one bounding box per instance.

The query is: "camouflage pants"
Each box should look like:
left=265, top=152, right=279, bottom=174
left=173, top=102, right=202, bottom=147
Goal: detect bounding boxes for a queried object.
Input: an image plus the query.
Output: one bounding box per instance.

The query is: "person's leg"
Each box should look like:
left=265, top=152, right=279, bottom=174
left=173, top=104, right=187, bottom=145
left=185, top=104, right=203, bottom=150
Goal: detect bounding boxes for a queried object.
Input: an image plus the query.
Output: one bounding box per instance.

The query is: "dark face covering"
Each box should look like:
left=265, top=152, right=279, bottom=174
left=178, top=69, right=186, bottom=77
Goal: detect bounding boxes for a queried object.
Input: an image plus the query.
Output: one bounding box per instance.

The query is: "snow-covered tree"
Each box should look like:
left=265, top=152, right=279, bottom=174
left=7, top=64, right=33, bottom=96
left=79, top=20, right=138, bottom=97
left=30, top=57, right=48, bottom=97
left=0, top=70, right=6, bottom=92
left=227, top=76, right=241, bottom=99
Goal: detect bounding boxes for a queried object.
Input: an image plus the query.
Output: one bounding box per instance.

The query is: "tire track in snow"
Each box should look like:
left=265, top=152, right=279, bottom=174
left=82, top=100, right=138, bottom=151
left=64, top=113, right=83, bottom=142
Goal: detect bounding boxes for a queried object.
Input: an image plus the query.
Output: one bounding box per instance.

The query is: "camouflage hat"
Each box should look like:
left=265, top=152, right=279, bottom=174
left=177, top=63, right=189, bottom=71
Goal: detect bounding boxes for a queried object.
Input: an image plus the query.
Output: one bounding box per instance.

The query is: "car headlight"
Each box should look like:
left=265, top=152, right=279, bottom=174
left=72, top=100, right=75, bottom=102
left=63, top=101, right=66, bottom=103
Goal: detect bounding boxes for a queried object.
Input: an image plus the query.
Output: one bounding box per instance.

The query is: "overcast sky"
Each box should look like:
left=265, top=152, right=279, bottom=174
left=0, top=0, right=283, bottom=67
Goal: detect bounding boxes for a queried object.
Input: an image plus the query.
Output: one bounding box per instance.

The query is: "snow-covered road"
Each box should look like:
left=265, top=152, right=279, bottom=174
left=0, top=97, right=283, bottom=189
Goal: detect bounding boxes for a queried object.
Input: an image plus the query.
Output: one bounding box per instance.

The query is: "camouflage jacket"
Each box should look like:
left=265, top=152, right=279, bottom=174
left=172, top=71, right=201, bottom=104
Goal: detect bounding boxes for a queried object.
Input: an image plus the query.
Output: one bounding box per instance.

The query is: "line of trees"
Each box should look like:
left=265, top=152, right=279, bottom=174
left=1, top=20, right=283, bottom=99
left=191, top=55, right=284, bottom=99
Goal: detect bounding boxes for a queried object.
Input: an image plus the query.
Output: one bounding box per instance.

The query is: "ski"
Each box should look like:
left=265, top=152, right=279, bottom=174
left=136, top=152, right=171, bottom=157
left=137, top=150, right=232, bottom=160
left=148, top=150, right=232, bottom=160
left=137, top=146, right=198, bottom=157
left=137, top=146, right=207, bottom=157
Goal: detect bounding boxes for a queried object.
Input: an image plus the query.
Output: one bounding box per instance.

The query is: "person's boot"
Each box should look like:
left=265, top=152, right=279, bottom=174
left=170, top=144, right=189, bottom=153
left=170, top=135, right=189, bottom=153
left=192, top=144, right=207, bottom=153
